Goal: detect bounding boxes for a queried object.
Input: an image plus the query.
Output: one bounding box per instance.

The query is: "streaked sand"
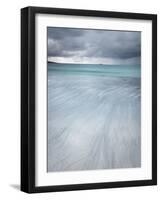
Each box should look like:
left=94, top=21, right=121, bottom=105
left=48, top=74, right=141, bottom=172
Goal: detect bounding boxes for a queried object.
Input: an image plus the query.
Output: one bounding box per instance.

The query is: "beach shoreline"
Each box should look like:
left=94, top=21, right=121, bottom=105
left=47, top=64, right=141, bottom=172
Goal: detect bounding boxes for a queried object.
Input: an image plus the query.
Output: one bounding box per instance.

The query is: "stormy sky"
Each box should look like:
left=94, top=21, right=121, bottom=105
left=47, top=27, right=141, bottom=65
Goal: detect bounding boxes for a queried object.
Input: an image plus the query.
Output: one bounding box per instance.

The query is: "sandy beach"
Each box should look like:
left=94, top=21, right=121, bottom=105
left=47, top=66, right=141, bottom=172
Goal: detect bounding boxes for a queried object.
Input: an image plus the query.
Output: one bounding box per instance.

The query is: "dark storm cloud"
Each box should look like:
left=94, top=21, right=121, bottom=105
left=47, top=27, right=141, bottom=64
left=48, top=27, right=87, bottom=57
left=48, top=27, right=85, bottom=40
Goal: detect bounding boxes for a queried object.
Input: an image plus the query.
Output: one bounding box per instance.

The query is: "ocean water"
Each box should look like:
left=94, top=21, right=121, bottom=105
left=48, top=63, right=141, bottom=78
left=48, top=63, right=141, bottom=172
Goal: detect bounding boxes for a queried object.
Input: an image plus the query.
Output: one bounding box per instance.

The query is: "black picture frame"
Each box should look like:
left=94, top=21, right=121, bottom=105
left=21, top=6, right=157, bottom=193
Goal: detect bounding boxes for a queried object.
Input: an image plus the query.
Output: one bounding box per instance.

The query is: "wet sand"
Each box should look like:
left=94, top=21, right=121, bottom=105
left=48, top=73, right=141, bottom=172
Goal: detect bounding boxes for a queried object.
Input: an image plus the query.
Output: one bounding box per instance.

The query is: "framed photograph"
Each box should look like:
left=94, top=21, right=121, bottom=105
left=21, top=6, right=157, bottom=193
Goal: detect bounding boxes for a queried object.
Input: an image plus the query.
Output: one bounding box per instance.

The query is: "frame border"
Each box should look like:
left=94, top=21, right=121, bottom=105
left=21, top=6, right=157, bottom=193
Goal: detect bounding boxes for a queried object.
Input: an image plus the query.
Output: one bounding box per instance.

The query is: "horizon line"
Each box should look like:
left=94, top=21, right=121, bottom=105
left=48, top=61, right=140, bottom=65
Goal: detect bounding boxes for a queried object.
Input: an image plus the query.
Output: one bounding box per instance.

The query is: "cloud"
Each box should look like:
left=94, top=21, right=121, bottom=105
left=47, top=27, right=141, bottom=64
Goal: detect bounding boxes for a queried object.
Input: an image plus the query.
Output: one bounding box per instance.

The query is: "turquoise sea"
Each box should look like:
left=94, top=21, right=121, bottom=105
left=48, top=63, right=141, bottom=78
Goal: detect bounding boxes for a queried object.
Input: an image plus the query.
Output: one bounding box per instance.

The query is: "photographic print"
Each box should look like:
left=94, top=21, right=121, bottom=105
left=21, top=7, right=157, bottom=193
left=47, top=27, right=141, bottom=172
